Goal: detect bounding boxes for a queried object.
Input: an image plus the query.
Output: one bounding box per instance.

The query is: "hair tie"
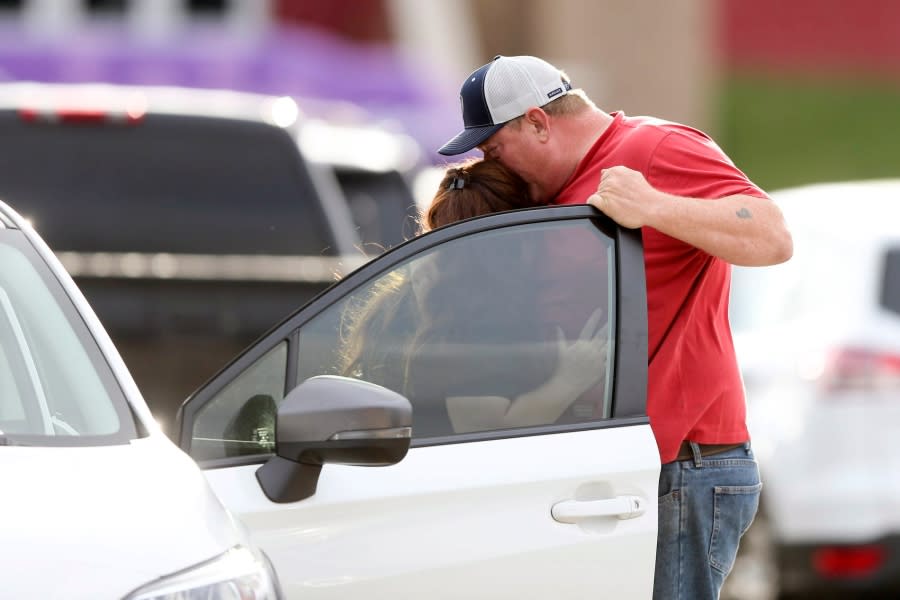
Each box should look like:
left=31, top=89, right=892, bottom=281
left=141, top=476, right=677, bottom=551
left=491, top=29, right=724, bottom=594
left=447, top=176, right=466, bottom=190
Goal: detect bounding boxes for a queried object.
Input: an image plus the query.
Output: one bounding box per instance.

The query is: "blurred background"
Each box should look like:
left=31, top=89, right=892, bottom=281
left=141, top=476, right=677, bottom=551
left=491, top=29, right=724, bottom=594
left=0, top=2, right=899, bottom=599
left=1, top=0, right=900, bottom=182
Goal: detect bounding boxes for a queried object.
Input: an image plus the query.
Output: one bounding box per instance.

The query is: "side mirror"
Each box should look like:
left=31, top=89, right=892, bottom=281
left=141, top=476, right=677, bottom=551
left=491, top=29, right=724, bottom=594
left=256, top=375, right=412, bottom=503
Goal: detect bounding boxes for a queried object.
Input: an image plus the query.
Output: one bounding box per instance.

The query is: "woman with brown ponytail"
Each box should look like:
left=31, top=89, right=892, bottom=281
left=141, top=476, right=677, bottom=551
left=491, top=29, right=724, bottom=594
left=339, top=157, right=608, bottom=434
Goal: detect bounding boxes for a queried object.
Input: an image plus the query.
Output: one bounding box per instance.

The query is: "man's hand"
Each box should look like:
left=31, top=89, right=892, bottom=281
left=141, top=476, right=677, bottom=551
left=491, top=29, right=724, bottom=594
left=586, top=166, right=793, bottom=266
left=587, top=166, right=661, bottom=229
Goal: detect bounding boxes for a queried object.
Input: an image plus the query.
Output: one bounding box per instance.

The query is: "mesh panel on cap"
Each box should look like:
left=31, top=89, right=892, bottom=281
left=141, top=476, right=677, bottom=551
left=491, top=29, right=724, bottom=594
left=484, top=60, right=542, bottom=124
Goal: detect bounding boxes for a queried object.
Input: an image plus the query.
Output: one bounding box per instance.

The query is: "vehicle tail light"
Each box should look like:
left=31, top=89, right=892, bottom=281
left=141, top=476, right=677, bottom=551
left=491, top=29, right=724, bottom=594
left=820, top=347, right=900, bottom=393
left=812, top=544, right=887, bottom=578
left=18, top=107, right=145, bottom=125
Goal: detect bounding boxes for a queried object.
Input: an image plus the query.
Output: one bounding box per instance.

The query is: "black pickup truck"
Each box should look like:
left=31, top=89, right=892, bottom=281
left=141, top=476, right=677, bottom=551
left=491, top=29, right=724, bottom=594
left=0, top=82, right=423, bottom=435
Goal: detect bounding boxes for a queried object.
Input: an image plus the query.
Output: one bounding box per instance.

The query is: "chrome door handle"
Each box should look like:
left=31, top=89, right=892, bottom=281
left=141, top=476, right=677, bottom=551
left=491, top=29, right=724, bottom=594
left=552, top=495, right=646, bottom=523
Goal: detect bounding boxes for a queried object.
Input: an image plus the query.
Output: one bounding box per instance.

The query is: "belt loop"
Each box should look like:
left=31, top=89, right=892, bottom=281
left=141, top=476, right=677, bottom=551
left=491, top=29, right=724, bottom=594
left=690, top=441, right=702, bottom=467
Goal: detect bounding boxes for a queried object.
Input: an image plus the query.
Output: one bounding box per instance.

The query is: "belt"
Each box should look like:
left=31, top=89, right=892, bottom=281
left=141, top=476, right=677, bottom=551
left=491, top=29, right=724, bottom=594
left=676, top=441, right=746, bottom=462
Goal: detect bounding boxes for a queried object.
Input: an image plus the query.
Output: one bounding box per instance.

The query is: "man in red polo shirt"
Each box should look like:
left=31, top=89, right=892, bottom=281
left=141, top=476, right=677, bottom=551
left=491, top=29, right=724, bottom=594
left=438, top=55, right=793, bottom=599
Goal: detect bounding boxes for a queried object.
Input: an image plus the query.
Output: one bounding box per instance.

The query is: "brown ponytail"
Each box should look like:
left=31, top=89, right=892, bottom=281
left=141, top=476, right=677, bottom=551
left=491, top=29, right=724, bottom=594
left=421, top=158, right=536, bottom=232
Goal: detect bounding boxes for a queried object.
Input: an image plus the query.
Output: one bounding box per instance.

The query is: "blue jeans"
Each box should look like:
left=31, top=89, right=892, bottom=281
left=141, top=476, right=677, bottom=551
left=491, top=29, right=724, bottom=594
left=652, top=442, right=762, bottom=600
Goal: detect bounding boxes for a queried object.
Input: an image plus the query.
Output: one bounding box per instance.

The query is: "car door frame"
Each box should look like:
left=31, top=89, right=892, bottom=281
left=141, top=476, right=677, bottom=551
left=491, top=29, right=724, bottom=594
left=176, top=204, right=647, bottom=460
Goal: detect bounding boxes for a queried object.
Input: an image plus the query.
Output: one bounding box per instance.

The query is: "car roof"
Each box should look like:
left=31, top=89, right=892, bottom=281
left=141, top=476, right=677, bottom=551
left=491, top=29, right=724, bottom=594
left=771, top=179, right=900, bottom=243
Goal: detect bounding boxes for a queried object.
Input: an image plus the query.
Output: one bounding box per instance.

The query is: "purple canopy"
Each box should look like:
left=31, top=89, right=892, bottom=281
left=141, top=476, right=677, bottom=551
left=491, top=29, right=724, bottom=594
left=0, top=22, right=463, bottom=163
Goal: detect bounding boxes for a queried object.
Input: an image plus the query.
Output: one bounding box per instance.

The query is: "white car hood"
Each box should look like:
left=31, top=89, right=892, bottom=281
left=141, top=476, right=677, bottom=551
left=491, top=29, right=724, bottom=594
left=0, top=435, right=242, bottom=599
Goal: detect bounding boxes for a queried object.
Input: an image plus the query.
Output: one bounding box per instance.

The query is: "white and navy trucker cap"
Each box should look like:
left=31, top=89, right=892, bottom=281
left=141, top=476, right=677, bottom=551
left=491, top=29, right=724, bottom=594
left=438, top=55, right=572, bottom=156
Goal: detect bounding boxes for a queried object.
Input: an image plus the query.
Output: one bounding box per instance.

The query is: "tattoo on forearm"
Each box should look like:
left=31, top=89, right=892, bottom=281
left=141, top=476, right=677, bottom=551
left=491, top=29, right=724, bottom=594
left=736, top=207, right=753, bottom=219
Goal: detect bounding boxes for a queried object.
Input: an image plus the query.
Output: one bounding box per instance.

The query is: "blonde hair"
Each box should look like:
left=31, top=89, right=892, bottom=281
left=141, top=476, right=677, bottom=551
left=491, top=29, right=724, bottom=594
left=542, top=88, right=595, bottom=117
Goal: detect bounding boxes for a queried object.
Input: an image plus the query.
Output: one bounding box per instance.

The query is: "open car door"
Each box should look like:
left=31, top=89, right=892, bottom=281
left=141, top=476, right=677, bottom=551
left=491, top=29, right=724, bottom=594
left=178, top=205, right=659, bottom=599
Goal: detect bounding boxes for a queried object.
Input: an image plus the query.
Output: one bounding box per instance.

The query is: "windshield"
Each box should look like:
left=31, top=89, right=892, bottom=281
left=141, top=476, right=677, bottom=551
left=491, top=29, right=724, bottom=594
left=0, top=230, right=137, bottom=445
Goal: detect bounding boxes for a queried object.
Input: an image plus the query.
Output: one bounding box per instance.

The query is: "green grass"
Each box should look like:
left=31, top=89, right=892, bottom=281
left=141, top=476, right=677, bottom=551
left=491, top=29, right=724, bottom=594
left=717, top=72, right=900, bottom=192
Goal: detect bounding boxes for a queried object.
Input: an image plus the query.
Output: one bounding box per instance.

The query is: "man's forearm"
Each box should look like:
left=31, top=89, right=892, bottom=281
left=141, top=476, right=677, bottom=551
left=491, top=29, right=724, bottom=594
left=646, top=192, right=793, bottom=267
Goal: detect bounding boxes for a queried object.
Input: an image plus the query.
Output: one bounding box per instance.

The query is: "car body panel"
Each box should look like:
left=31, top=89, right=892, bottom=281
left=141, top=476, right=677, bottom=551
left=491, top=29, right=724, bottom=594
left=0, top=437, right=240, bottom=599
left=204, top=426, right=658, bottom=598
left=0, top=200, right=252, bottom=598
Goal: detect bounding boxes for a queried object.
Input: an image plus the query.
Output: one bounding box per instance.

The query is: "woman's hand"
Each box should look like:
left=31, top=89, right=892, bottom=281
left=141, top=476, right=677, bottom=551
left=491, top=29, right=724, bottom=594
left=548, top=306, right=609, bottom=397
left=446, top=306, right=610, bottom=433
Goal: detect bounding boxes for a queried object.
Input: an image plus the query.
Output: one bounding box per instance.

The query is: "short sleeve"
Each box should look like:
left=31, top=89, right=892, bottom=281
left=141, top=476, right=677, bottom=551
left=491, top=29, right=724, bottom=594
left=647, top=128, right=768, bottom=200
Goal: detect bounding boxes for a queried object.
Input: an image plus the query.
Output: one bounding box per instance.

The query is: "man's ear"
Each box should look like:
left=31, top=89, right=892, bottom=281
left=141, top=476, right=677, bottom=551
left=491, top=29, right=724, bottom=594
left=523, top=107, right=551, bottom=141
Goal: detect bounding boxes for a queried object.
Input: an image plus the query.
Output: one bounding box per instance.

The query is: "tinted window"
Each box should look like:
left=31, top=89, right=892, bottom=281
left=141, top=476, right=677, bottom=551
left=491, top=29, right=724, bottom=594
left=0, top=113, right=334, bottom=256
left=336, top=167, right=418, bottom=253
left=881, top=247, right=900, bottom=316
left=188, top=0, right=226, bottom=13
left=300, top=219, right=616, bottom=438
left=0, top=231, right=136, bottom=445
left=187, top=215, right=620, bottom=461
left=85, top=0, right=126, bottom=12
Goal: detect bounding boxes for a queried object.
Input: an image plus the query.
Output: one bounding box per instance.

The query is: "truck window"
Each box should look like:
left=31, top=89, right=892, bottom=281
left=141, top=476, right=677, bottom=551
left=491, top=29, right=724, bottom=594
left=0, top=113, right=334, bottom=256
left=335, top=167, right=418, bottom=253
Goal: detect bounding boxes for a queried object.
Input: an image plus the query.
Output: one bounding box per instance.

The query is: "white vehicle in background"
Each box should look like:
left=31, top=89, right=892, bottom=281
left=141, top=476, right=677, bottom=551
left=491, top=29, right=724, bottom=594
left=730, top=179, right=900, bottom=598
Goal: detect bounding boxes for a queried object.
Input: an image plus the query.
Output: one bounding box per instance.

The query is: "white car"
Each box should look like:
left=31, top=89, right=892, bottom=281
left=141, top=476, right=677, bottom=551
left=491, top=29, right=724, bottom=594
left=2, top=198, right=661, bottom=598
left=0, top=201, right=281, bottom=598
left=730, top=180, right=900, bottom=597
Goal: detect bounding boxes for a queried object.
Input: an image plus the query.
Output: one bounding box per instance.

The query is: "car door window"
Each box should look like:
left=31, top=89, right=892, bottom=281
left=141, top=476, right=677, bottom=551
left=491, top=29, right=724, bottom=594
left=190, top=342, right=287, bottom=461
left=183, top=208, right=644, bottom=462
left=294, top=220, right=615, bottom=439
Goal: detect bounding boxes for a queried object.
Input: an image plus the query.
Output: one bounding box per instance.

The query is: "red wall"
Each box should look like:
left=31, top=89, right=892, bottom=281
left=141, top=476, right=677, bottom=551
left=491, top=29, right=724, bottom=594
left=720, top=0, right=900, bottom=74
left=274, top=0, right=391, bottom=42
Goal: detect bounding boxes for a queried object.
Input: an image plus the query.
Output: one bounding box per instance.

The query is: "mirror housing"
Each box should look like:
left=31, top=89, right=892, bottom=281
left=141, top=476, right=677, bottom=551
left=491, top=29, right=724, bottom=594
left=256, top=375, right=412, bottom=503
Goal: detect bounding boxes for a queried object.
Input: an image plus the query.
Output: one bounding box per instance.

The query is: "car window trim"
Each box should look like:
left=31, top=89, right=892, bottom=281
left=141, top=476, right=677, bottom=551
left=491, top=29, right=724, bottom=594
left=194, top=415, right=651, bottom=471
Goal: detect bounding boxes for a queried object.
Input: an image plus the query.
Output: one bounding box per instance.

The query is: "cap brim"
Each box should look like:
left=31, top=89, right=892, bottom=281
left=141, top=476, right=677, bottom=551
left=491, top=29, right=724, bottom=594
left=437, top=124, right=504, bottom=156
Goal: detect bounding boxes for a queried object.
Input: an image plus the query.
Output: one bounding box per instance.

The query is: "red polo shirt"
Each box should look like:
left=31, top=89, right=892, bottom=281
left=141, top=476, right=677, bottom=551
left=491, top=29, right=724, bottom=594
left=555, top=112, right=766, bottom=463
